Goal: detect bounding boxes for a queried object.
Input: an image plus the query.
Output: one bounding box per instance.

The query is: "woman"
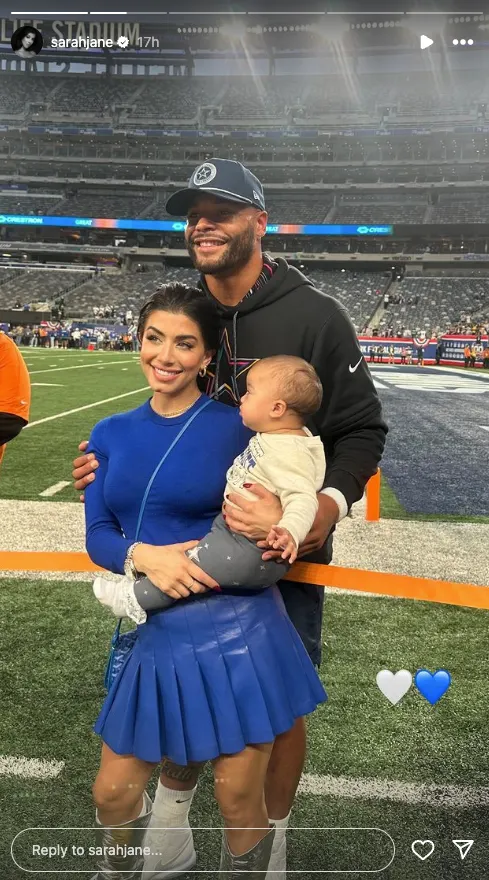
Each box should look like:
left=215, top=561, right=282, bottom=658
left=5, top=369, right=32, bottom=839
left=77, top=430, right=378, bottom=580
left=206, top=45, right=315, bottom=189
left=11, top=26, right=41, bottom=59
left=84, top=283, right=326, bottom=879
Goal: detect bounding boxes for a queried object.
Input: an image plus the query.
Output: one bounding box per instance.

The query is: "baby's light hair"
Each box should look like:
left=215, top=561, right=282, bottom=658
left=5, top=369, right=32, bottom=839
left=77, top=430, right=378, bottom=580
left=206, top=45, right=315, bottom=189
left=252, top=355, right=323, bottom=418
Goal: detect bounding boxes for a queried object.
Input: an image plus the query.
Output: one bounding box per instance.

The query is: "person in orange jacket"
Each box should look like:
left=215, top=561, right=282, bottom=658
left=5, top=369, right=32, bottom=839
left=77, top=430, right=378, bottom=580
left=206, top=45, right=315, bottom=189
left=464, top=344, right=471, bottom=368
left=0, top=331, right=31, bottom=470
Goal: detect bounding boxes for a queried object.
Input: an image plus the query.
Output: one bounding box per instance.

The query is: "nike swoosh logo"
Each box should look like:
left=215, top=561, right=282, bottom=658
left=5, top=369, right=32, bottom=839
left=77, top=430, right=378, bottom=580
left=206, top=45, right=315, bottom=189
left=349, top=358, right=363, bottom=373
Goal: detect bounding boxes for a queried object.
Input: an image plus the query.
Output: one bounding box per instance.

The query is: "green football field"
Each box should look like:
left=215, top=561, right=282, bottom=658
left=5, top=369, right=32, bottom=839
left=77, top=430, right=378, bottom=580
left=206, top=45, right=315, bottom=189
left=0, top=348, right=145, bottom=502
left=1, top=347, right=488, bottom=877
left=2, top=580, right=488, bottom=878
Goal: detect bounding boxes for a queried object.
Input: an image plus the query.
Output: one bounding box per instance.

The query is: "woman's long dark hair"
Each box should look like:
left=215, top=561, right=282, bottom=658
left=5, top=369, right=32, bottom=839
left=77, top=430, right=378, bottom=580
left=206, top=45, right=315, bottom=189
left=137, top=283, right=220, bottom=353
left=11, top=25, right=43, bottom=54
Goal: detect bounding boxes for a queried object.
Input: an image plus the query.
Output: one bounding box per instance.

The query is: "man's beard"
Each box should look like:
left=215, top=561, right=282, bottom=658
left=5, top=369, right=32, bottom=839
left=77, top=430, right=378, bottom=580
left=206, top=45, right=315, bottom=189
left=187, top=225, right=256, bottom=276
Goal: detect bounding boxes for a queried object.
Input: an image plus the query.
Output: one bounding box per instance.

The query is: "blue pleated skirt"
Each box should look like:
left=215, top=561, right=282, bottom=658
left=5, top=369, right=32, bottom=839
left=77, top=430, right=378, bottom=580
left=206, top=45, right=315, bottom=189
left=93, top=585, right=327, bottom=766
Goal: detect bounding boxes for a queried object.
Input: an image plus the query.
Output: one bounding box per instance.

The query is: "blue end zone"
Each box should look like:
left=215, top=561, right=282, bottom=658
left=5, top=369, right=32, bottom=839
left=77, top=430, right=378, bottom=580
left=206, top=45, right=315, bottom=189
left=371, top=365, right=489, bottom=516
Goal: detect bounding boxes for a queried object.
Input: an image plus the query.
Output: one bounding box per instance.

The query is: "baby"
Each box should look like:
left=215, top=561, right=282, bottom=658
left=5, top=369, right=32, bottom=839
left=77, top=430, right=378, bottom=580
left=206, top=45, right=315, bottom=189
left=94, top=355, right=326, bottom=623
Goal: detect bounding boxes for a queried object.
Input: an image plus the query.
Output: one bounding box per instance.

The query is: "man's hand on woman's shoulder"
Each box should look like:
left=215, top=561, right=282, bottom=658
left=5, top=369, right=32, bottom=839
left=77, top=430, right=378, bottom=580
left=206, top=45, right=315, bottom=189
left=72, top=440, right=99, bottom=500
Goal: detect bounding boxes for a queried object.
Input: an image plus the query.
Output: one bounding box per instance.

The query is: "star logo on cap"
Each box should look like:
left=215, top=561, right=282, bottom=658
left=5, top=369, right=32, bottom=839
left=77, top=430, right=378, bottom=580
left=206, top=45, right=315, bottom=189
left=194, top=163, right=217, bottom=186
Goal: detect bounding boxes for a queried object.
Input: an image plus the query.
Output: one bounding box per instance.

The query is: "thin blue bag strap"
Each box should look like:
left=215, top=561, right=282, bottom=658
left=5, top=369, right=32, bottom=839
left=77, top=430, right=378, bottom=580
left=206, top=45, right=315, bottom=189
left=134, top=397, right=213, bottom=541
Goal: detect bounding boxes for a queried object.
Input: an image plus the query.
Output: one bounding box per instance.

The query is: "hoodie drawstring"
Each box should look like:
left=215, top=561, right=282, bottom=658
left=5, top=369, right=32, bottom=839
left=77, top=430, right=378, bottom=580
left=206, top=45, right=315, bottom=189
left=231, top=311, right=240, bottom=404
left=213, top=333, right=224, bottom=399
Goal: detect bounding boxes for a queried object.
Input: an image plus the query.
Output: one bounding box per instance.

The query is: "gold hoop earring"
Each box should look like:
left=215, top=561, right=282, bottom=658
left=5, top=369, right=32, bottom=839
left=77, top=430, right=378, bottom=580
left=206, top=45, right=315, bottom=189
left=199, top=366, right=207, bottom=377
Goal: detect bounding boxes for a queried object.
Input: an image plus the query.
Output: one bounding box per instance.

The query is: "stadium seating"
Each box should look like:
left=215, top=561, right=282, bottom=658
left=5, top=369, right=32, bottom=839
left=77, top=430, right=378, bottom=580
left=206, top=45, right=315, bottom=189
left=132, top=79, right=223, bottom=119
left=334, top=194, right=428, bottom=225
left=3, top=69, right=489, bottom=123
left=265, top=195, right=332, bottom=224
left=431, top=194, right=489, bottom=223
left=0, top=195, right=62, bottom=215
left=54, top=193, right=153, bottom=218
left=0, top=269, right=90, bottom=308
left=53, top=79, right=140, bottom=115
left=377, top=276, right=489, bottom=337
left=218, top=79, right=291, bottom=118
left=306, top=270, right=387, bottom=330
left=56, top=267, right=384, bottom=331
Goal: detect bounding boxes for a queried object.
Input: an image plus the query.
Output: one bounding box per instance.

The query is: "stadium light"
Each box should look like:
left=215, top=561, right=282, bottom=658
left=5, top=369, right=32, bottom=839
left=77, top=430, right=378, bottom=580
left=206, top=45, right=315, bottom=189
left=220, top=21, right=247, bottom=40
left=315, top=17, right=349, bottom=41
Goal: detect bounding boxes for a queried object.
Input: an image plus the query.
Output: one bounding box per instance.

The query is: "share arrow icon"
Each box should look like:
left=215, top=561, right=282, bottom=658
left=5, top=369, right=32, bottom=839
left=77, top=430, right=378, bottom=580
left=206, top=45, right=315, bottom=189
left=452, top=840, right=474, bottom=860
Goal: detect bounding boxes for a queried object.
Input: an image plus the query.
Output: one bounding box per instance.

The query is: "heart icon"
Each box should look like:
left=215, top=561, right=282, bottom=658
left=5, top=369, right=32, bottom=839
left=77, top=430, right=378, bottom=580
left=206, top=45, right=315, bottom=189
left=376, top=669, right=413, bottom=705
left=411, top=840, right=435, bottom=861
left=414, top=669, right=451, bottom=705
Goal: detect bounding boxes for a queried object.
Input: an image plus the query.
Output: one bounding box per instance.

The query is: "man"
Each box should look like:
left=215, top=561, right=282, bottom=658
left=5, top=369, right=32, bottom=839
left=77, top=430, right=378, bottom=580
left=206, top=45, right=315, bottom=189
left=435, top=340, right=444, bottom=366
left=73, top=159, right=387, bottom=879
left=0, top=330, right=31, bottom=471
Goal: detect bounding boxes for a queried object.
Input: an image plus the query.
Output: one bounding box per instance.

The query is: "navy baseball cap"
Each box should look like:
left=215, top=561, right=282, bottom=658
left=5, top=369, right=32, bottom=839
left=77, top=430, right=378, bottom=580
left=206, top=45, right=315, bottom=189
left=165, top=158, right=266, bottom=216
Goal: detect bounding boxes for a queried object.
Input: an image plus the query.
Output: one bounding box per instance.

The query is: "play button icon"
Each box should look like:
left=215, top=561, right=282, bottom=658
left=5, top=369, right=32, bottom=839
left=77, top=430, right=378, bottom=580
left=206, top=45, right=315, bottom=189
left=420, top=34, right=434, bottom=49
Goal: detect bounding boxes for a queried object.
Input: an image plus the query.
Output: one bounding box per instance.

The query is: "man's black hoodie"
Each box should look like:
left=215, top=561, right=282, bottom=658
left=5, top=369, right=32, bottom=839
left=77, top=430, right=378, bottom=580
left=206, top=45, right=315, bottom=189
left=200, top=257, right=387, bottom=529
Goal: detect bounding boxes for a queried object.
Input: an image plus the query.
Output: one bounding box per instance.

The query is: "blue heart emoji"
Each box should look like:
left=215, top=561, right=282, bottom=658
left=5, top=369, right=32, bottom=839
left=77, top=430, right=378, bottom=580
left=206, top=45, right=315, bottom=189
left=414, top=669, right=451, bottom=705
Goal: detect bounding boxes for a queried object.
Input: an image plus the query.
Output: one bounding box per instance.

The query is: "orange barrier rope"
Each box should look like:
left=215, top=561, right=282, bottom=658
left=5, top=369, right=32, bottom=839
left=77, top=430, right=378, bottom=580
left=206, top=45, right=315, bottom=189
left=0, top=551, right=101, bottom=573
left=365, top=468, right=381, bottom=521
left=284, top=563, right=489, bottom=611
left=0, top=551, right=488, bottom=611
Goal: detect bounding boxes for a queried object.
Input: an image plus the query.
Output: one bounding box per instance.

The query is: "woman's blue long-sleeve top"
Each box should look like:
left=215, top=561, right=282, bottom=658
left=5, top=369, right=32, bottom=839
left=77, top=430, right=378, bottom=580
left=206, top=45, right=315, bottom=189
left=84, top=397, right=252, bottom=574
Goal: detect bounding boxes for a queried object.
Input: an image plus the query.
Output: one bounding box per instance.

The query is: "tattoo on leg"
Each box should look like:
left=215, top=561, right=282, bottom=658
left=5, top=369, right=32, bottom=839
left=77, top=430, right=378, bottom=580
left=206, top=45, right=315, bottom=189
left=160, top=758, right=200, bottom=783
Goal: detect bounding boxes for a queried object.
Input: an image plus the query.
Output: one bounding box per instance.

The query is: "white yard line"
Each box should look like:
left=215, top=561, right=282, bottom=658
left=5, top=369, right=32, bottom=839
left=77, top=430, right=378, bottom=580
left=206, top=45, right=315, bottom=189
left=0, top=757, right=485, bottom=804
left=299, top=773, right=489, bottom=808
left=29, top=359, right=137, bottom=375
left=25, top=387, right=148, bottom=428
left=39, top=481, right=71, bottom=497
left=0, top=755, right=65, bottom=779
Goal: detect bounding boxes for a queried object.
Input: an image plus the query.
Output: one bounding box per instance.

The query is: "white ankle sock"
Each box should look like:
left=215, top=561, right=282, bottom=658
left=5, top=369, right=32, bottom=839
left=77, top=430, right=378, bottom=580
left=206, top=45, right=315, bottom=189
left=266, top=811, right=290, bottom=880
left=269, top=811, right=291, bottom=832
left=151, top=780, right=197, bottom=826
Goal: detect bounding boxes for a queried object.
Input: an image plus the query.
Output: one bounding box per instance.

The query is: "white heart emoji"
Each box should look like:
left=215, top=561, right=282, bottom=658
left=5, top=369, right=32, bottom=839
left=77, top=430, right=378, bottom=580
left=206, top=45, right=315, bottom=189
left=376, top=669, right=413, bottom=705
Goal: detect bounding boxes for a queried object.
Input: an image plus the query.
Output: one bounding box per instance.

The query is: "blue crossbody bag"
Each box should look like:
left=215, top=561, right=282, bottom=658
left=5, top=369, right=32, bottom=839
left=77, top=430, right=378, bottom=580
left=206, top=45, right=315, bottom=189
left=103, top=397, right=213, bottom=691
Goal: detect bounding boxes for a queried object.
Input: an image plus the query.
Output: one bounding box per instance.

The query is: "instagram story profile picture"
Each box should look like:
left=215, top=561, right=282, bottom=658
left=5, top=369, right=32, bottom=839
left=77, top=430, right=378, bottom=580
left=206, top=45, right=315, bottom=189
left=11, top=25, right=43, bottom=59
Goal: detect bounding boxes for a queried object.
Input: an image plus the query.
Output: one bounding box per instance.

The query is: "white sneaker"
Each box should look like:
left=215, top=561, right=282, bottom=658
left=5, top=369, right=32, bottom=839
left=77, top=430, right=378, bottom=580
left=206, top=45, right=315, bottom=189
left=92, top=576, right=147, bottom=624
